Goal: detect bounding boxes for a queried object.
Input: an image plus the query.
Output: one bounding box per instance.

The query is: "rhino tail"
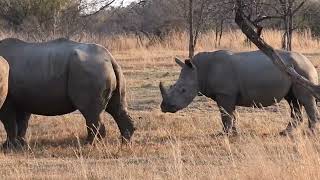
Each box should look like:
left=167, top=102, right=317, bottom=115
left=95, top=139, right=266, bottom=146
left=109, top=56, right=128, bottom=110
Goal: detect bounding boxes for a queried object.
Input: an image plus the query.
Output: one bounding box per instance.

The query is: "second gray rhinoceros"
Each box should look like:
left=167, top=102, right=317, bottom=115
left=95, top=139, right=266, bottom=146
left=160, top=50, right=319, bottom=135
left=0, top=38, right=135, bottom=148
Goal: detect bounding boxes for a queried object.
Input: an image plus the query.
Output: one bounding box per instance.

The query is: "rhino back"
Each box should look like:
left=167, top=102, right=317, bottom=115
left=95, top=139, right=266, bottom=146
left=0, top=39, right=95, bottom=114
left=192, top=50, right=315, bottom=107
left=229, top=51, right=294, bottom=106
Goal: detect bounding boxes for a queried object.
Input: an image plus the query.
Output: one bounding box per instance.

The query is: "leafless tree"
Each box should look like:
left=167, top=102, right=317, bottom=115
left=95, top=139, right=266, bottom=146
left=237, top=0, right=306, bottom=51
left=188, top=0, right=194, bottom=58
left=0, top=0, right=117, bottom=37
left=186, top=0, right=228, bottom=57
left=278, top=0, right=306, bottom=50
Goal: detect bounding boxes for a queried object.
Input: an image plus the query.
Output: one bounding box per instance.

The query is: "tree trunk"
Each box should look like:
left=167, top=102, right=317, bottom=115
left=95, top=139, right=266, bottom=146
left=282, top=22, right=288, bottom=49
left=281, top=0, right=294, bottom=51
left=188, top=0, right=194, bottom=58
left=215, top=24, right=219, bottom=47
left=218, top=19, right=224, bottom=46
left=286, top=1, right=293, bottom=51
left=288, top=7, right=293, bottom=51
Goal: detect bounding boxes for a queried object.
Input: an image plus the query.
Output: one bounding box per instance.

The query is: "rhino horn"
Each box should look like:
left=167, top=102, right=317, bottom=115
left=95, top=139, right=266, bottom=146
left=175, top=57, right=185, bottom=68
left=159, top=82, right=168, bottom=98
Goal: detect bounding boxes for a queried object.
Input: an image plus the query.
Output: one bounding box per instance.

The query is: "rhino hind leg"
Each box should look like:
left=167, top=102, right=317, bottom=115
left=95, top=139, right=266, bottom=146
left=80, top=109, right=106, bottom=144
left=106, top=102, right=135, bottom=143
left=303, top=98, right=319, bottom=134
left=280, top=95, right=303, bottom=135
left=73, top=90, right=109, bottom=144
left=68, top=85, right=108, bottom=144
left=216, top=95, right=237, bottom=136
left=292, top=85, right=320, bottom=134
left=68, top=76, right=112, bottom=144
left=105, top=93, right=136, bottom=143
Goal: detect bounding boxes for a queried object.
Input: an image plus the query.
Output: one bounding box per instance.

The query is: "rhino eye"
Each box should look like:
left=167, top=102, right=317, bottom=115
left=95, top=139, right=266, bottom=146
left=181, top=88, right=186, bottom=93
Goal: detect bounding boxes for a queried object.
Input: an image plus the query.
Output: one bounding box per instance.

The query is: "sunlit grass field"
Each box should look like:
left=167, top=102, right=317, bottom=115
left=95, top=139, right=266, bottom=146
left=0, top=30, right=320, bottom=179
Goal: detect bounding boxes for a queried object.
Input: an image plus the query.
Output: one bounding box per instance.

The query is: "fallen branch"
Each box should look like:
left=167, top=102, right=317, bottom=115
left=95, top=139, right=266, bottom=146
left=235, top=1, right=320, bottom=100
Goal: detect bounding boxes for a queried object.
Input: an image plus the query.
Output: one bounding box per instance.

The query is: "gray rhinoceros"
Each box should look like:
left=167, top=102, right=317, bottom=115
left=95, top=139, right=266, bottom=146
left=0, top=38, right=135, bottom=148
left=0, top=57, right=9, bottom=108
left=160, top=50, right=319, bottom=135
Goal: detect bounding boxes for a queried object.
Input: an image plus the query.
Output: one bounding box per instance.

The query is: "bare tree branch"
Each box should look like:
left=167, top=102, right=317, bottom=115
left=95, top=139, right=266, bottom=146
left=235, top=0, right=320, bottom=100
left=292, top=1, right=305, bottom=15
left=80, top=0, right=117, bottom=17
left=253, top=15, right=283, bottom=24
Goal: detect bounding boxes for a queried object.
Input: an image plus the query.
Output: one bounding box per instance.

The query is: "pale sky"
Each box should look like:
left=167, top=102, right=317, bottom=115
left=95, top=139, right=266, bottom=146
left=86, top=0, right=137, bottom=7
left=84, top=0, right=137, bottom=13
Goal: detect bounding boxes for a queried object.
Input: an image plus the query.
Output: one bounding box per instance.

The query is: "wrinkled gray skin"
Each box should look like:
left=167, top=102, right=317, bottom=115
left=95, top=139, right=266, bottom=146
left=0, top=57, right=9, bottom=108
left=0, top=38, right=135, bottom=148
left=160, top=50, right=319, bottom=135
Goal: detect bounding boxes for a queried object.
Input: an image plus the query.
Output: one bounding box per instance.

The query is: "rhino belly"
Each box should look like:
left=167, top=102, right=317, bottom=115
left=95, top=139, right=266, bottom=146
left=236, top=76, right=292, bottom=107
left=10, top=78, right=76, bottom=116
left=237, top=89, right=289, bottom=107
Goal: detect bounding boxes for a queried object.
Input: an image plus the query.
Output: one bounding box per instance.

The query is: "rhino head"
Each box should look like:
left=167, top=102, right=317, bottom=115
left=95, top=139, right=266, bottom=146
left=159, top=58, right=199, bottom=113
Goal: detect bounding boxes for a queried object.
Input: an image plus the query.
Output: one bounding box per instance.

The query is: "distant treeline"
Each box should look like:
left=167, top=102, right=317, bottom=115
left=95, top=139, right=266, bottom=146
left=0, top=0, right=319, bottom=38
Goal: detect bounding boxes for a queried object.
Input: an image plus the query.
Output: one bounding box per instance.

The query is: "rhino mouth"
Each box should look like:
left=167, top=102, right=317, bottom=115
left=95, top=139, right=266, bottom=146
left=160, top=103, right=179, bottom=113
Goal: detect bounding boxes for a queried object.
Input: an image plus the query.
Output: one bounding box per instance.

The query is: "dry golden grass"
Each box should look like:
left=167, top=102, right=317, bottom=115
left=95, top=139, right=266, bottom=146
left=90, top=29, right=320, bottom=52
left=0, top=30, right=320, bottom=179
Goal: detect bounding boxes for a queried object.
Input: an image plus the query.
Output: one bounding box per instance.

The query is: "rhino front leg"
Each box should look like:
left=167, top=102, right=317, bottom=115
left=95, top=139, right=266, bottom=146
left=1, top=115, right=18, bottom=149
left=0, top=99, right=21, bottom=149
left=82, top=111, right=106, bottom=144
left=216, top=95, right=237, bottom=136
left=16, top=111, right=31, bottom=146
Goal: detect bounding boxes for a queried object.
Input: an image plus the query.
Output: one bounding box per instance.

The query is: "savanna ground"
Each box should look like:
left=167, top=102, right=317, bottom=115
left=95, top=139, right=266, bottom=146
left=0, top=30, right=320, bottom=179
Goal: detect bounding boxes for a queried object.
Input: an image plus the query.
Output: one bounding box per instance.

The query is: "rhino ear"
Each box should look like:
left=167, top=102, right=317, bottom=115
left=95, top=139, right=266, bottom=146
left=185, top=59, right=194, bottom=69
left=175, top=57, right=185, bottom=68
